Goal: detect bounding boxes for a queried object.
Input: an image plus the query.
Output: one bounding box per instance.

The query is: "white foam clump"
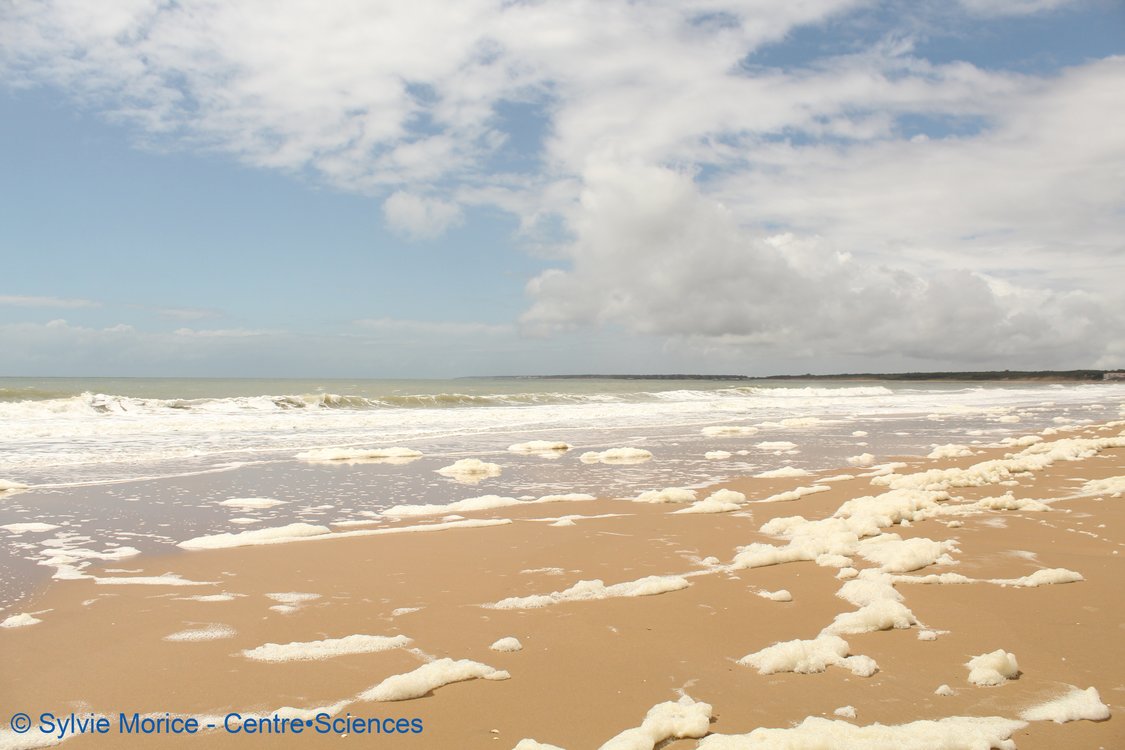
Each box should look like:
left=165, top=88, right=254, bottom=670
left=0, top=523, right=59, bottom=534
left=486, top=575, right=690, bottom=609
left=217, top=497, right=286, bottom=510
left=928, top=444, right=974, bottom=459
left=934, top=684, right=955, bottom=696
left=822, top=599, right=917, bottom=636
left=514, top=741, right=566, bottom=750
left=267, top=591, right=320, bottom=614
left=739, top=635, right=877, bottom=677
left=358, top=658, right=509, bottom=701
left=489, top=636, right=523, bottom=652
left=872, top=435, right=1125, bottom=492
left=178, top=593, right=241, bottom=602
left=966, top=650, right=1019, bottom=686
left=1019, top=685, right=1111, bottom=723
left=702, top=425, right=759, bottom=437
left=757, top=589, right=792, bottom=602
left=756, top=441, right=798, bottom=451
left=631, top=487, right=697, bottom=504
left=846, top=453, right=875, bottom=467
left=833, top=706, right=856, bottom=719
left=385, top=492, right=595, bottom=518
left=704, top=451, right=732, bottom=460
left=757, top=485, right=830, bottom=503
left=164, top=624, right=236, bottom=642
left=508, top=441, right=572, bottom=455
left=1001, top=568, right=1083, bottom=587
left=1, top=613, right=42, bottom=628
left=1080, top=475, right=1125, bottom=498
left=437, top=458, right=502, bottom=478
left=297, top=446, right=422, bottom=462
left=674, top=489, right=746, bottom=514
left=179, top=522, right=331, bottom=550
left=918, top=630, right=938, bottom=641
left=580, top=448, right=653, bottom=464
left=754, top=466, right=810, bottom=478
left=242, top=634, right=411, bottom=662
left=0, top=479, right=28, bottom=492
left=856, top=534, right=957, bottom=573
left=598, top=696, right=712, bottom=750
left=697, top=716, right=1025, bottom=749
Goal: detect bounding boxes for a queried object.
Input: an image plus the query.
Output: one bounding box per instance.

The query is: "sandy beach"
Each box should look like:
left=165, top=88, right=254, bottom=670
left=1, top=420, right=1122, bottom=749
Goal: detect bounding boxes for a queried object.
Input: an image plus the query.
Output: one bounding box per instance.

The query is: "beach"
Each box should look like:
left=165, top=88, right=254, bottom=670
left=0, top=380, right=1122, bottom=748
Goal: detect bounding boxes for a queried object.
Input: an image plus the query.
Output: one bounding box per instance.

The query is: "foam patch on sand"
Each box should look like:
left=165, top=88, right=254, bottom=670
left=384, top=493, right=595, bottom=518
left=701, top=425, right=759, bottom=437
left=164, top=624, right=236, bottom=642
left=928, top=444, right=974, bottom=459
left=486, top=575, right=690, bottom=609
left=514, top=741, right=566, bottom=750
left=508, top=441, right=572, bottom=455
left=217, top=497, right=286, bottom=510
left=580, top=448, right=653, bottom=464
left=297, top=447, right=422, bottom=463
left=705, top=451, right=732, bottom=460
left=739, top=635, right=877, bottom=677
left=757, top=485, right=831, bottom=504
left=179, top=518, right=512, bottom=550
left=696, top=716, right=1025, bottom=749
left=966, top=650, right=1019, bottom=686
left=179, top=523, right=331, bottom=550
left=821, top=599, right=917, bottom=636
left=358, top=658, right=509, bottom=701
left=753, top=466, right=810, bottom=478
left=757, top=589, right=792, bottom=602
left=597, top=696, right=712, bottom=750
left=94, top=573, right=214, bottom=586
left=0, top=523, right=60, bottom=534
left=176, top=593, right=242, bottom=602
left=872, top=436, right=1125, bottom=492
left=833, top=706, right=856, bottom=719
left=1019, top=685, right=1111, bottom=723
left=1, top=613, right=42, bottom=628
left=242, top=634, right=411, bottom=662
left=1079, top=475, right=1125, bottom=498
left=489, top=636, right=523, bottom=652
left=437, top=458, right=502, bottom=479
left=756, top=441, right=798, bottom=451
left=631, top=487, right=697, bottom=504
left=674, top=489, right=746, bottom=514
left=846, top=453, right=875, bottom=467
left=856, top=534, right=957, bottom=573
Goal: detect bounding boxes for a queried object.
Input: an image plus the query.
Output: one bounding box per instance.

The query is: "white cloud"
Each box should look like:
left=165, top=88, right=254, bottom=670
left=382, top=192, right=464, bottom=240
left=1, top=1, right=1121, bottom=370
left=355, top=318, right=511, bottom=337
left=0, top=294, right=99, bottom=308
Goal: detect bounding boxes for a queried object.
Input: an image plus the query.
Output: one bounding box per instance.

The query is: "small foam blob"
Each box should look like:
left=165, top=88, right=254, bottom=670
left=833, top=706, right=856, bottom=719
left=754, top=466, right=810, bottom=478
left=0, top=613, right=42, bottom=628
left=580, top=448, right=653, bottom=464
left=489, top=636, right=524, bottom=652
left=1019, top=686, right=1110, bottom=723
left=358, top=658, right=508, bottom=701
left=164, top=624, right=236, bottom=642
left=242, top=634, right=411, bottom=662
left=966, top=649, right=1019, bottom=686
left=436, top=458, right=502, bottom=478
left=847, top=453, right=876, bottom=467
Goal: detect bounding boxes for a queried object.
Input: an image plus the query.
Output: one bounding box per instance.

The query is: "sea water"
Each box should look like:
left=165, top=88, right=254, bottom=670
left=0, top=376, right=1121, bottom=610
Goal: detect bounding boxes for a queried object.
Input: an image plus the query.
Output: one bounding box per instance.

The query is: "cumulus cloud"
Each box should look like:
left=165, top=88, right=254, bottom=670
left=0, top=295, right=99, bottom=308
left=1, top=1, right=1121, bottom=370
left=521, top=164, right=1121, bottom=365
left=382, top=192, right=465, bottom=240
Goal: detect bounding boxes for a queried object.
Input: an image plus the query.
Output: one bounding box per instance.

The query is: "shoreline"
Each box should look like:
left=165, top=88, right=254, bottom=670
left=1, top=422, right=1123, bottom=748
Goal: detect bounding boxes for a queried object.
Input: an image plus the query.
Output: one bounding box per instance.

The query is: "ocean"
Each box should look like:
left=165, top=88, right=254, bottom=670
left=0, top=376, right=1121, bottom=611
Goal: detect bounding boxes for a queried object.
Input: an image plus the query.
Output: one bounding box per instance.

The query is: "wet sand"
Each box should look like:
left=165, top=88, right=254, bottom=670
left=1, top=423, right=1122, bottom=748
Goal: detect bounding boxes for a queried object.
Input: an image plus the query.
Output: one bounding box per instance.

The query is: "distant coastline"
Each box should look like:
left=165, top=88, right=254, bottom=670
left=479, top=369, right=1117, bottom=382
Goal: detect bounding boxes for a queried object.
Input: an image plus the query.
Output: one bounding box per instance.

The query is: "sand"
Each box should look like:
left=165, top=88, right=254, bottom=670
left=1, top=424, right=1122, bottom=748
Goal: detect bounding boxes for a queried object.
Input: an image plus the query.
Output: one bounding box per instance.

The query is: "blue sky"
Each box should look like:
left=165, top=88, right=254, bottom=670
left=1, top=0, right=1123, bottom=377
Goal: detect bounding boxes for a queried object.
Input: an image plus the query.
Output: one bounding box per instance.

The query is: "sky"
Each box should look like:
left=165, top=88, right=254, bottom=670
left=1, top=0, right=1123, bottom=378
